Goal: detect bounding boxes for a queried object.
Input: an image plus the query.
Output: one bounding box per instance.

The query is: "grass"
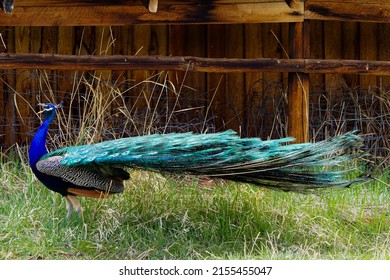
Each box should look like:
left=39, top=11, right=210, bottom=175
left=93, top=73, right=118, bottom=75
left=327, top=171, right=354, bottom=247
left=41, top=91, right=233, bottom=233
left=1, top=156, right=389, bottom=260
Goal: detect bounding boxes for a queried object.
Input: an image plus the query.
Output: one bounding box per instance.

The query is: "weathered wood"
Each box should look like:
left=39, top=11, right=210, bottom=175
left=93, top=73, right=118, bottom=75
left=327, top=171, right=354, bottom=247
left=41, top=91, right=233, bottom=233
left=3, top=1, right=390, bottom=25
left=306, top=0, right=390, bottom=23
left=262, top=23, right=284, bottom=138
left=324, top=21, right=342, bottom=90
left=244, top=23, right=264, bottom=137
left=360, top=22, right=378, bottom=89
left=14, top=27, right=32, bottom=144
left=57, top=26, right=75, bottom=111
left=2, top=53, right=390, bottom=75
left=287, top=22, right=309, bottom=143
left=304, top=59, right=390, bottom=75
left=341, top=21, right=359, bottom=89
left=225, top=24, right=245, bottom=134
left=308, top=20, right=324, bottom=89
left=207, top=24, right=226, bottom=131
left=378, top=23, right=390, bottom=90
left=0, top=0, right=303, bottom=26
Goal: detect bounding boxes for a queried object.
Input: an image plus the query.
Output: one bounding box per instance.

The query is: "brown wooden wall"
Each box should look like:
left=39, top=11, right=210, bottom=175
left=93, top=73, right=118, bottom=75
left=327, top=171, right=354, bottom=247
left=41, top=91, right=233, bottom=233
left=1, top=21, right=389, bottom=148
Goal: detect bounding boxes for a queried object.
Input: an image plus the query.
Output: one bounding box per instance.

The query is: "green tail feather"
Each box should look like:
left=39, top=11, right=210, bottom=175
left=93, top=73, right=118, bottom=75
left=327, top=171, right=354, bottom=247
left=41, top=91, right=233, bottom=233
left=42, top=130, right=368, bottom=191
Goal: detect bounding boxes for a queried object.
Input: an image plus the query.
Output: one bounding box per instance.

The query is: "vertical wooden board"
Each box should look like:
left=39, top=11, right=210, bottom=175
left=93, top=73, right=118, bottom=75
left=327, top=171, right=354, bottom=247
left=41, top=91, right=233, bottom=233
left=3, top=27, right=15, bottom=147
left=323, top=21, right=342, bottom=137
left=207, top=24, right=226, bottom=132
left=324, top=21, right=342, bottom=91
left=167, top=25, right=185, bottom=130
left=111, top=26, right=133, bottom=90
left=262, top=23, right=283, bottom=138
left=360, top=22, right=378, bottom=90
left=341, top=21, right=359, bottom=89
left=58, top=26, right=75, bottom=104
left=188, top=25, right=207, bottom=133
left=287, top=22, right=309, bottom=143
left=110, top=26, right=130, bottom=94
left=0, top=67, right=4, bottom=147
left=324, top=21, right=342, bottom=94
left=377, top=23, right=390, bottom=90
left=0, top=27, right=11, bottom=146
left=244, top=23, right=263, bottom=137
left=169, top=25, right=206, bottom=132
left=42, top=27, right=59, bottom=101
left=281, top=23, right=290, bottom=85
left=308, top=20, right=324, bottom=90
left=150, top=25, right=168, bottom=56
left=29, top=27, right=42, bottom=105
left=15, top=26, right=32, bottom=145
left=168, top=25, right=186, bottom=86
left=149, top=25, right=171, bottom=132
left=132, top=25, right=152, bottom=133
left=75, top=26, right=94, bottom=55
left=94, top=26, right=114, bottom=130
left=225, top=24, right=245, bottom=134
left=95, top=26, right=113, bottom=79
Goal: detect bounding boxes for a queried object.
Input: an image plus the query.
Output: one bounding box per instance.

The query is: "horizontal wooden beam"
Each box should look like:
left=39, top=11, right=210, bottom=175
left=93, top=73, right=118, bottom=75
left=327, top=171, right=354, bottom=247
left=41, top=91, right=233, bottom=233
left=0, top=0, right=303, bottom=26
left=1, top=53, right=390, bottom=75
left=305, top=0, right=390, bottom=23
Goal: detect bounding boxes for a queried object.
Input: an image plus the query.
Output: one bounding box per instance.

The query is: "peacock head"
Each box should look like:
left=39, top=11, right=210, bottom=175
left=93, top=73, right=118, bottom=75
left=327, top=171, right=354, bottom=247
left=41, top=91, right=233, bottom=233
left=38, top=102, right=63, bottom=121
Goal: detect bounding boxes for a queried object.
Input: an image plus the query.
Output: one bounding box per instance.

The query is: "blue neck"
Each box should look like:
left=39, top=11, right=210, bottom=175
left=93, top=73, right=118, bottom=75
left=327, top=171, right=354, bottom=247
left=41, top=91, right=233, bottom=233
left=29, top=114, right=54, bottom=167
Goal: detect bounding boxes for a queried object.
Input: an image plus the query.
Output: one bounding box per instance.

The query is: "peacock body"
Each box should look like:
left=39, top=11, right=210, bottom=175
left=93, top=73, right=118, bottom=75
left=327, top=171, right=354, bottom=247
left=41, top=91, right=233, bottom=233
left=29, top=103, right=367, bottom=218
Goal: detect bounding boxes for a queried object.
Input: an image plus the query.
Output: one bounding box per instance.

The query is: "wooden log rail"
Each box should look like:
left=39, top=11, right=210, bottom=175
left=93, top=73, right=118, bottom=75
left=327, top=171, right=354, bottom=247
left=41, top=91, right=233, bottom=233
left=1, top=53, right=390, bottom=75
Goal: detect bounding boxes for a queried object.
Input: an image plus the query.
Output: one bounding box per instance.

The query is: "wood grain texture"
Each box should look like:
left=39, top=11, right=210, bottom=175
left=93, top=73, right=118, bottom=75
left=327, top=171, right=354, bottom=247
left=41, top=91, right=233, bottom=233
left=1, top=53, right=390, bottom=75
left=0, top=1, right=303, bottom=26
left=306, top=0, right=390, bottom=22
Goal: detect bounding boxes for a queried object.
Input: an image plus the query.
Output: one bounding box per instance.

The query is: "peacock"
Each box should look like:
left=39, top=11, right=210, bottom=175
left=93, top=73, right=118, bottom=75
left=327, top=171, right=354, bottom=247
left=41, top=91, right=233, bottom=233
left=29, top=102, right=367, bottom=219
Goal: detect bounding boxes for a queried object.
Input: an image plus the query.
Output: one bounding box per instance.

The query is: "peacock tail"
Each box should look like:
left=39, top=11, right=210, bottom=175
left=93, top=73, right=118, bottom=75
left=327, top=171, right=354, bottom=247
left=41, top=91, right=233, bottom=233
left=41, top=129, right=365, bottom=191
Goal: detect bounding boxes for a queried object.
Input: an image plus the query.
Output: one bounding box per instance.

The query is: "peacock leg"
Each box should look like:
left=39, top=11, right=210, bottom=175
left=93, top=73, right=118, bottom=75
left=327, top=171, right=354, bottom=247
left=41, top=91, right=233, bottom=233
left=65, top=195, right=83, bottom=219
left=64, top=196, right=74, bottom=219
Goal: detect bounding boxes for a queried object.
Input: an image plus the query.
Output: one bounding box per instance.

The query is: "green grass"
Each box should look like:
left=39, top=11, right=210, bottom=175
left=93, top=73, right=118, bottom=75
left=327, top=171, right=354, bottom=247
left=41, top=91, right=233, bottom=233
left=1, top=158, right=389, bottom=260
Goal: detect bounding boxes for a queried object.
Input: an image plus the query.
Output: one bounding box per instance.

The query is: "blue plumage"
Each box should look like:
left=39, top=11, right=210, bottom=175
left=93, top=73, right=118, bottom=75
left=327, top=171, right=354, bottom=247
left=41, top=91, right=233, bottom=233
left=29, top=103, right=367, bottom=218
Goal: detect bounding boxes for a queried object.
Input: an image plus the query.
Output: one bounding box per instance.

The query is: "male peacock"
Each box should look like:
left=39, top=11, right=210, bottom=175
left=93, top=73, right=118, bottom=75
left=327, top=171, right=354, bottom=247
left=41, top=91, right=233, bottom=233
left=29, top=103, right=367, bottom=218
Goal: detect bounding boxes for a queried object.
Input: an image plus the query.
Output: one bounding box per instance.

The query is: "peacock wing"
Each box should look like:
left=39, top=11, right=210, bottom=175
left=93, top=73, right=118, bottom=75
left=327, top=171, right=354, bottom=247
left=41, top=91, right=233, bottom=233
left=36, top=154, right=125, bottom=193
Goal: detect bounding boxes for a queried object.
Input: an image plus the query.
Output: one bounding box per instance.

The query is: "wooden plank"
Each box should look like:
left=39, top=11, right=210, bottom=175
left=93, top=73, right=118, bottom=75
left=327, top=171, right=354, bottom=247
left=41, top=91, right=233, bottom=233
left=225, top=24, right=245, bottom=134
left=378, top=23, right=390, bottom=90
left=341, top=21, right=359, bottom=89
left=0, top=1, right=303, bottom=26
left=287, top=22, right=309, bottom=143
left=308, top=20, right=324, bottom=90
left=262, top=23, right=283, bottom=138
left=2, top=27, right=15, bottom=147
left=324, top=21, right=342, bottom=90
left=111, top=26, right=133, bottom=89
left=132, top=25, right=153, bottom=134
left=207, top=24, right=226, bottom=131
left=58, top=26, right=75, bottom=103
left=306, top=0, right=390, bottom=22
left=14, top=26, right=31, bottom=144
left=42, top=27, right=59, bottom=102
left=1, top=53, right=390, bottom=75
left=244, top=23, right=264, bottom=137
left=359, top=22, right=378, bottom=89
left=169, top=25, right=207, bottom=132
